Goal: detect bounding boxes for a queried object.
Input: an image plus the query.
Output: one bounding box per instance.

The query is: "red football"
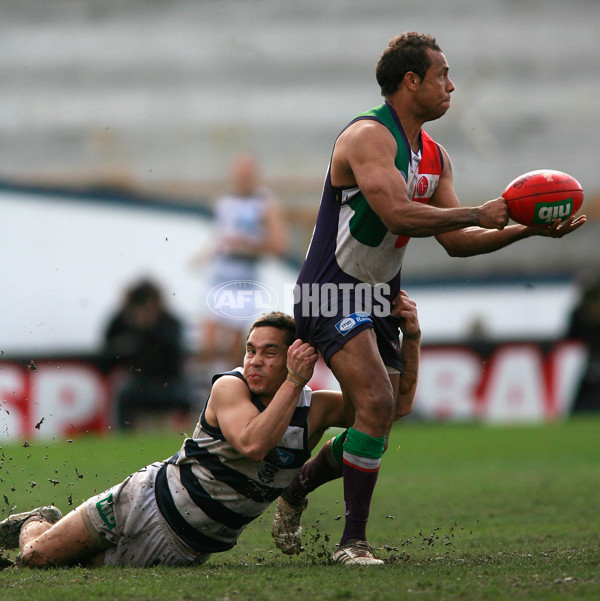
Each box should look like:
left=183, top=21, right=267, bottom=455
left=502, top=169, right=584, bottom=226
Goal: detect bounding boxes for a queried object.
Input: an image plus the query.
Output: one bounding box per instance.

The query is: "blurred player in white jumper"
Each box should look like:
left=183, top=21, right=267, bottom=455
left=194, top=153, right=287, bottom=366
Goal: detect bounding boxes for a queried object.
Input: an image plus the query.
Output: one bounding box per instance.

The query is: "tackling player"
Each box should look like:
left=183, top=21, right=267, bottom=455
left=0, top=292, right=420, bottom=568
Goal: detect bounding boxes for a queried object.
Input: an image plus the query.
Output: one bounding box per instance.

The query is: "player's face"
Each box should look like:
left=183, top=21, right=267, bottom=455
left=415, top=50, right=455, bottom=121
left=243, top=326, right=289, bottom=400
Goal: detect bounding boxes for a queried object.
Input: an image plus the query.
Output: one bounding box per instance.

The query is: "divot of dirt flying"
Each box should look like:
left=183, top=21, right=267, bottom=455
left=297, top=513, right=468, bottom=565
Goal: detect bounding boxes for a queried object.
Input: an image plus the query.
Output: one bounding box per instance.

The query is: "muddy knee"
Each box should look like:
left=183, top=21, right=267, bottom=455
left=18, top=542, right=52, bottom=568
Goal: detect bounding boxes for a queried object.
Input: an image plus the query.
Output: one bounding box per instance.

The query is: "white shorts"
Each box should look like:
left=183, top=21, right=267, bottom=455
left=81, top=462, right=211, bottom=567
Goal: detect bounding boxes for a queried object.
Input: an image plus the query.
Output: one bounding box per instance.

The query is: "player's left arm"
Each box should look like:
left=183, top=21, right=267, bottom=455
left=432, top=146, right=586, bottom=257
left=392, top=290, right=421, bottom=420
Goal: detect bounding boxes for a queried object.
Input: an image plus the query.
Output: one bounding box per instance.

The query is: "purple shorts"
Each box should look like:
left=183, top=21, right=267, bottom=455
left=294, top=290, right=403, bottom=371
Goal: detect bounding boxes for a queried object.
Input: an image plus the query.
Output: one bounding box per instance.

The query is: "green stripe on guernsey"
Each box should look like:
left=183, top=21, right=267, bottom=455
left=356, top=104, right=411, bottom=175
left=348, top=105, right=411, bottom=247
left=348, top=195, right=388, bottom=246
left=344, top=427, right=386, bottom=459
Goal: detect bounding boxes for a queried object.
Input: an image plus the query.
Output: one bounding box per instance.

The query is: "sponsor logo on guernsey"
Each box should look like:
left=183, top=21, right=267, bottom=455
left=413, top=174, right=440, bottom=199
left=96, top=493, right=116, bottom=531
left=335, top=312, right=372, bottom=335
left=416, top=175, right=429, bottom=196
left=534, top=199, right=573, bottom=224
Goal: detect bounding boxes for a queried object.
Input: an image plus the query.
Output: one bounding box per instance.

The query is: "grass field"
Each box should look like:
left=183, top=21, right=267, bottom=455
left=1, top=417, right=599, bottom=600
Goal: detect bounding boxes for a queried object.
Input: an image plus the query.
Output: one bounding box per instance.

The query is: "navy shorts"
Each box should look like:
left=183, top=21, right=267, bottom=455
left=294, top=289, right=403, bottom=372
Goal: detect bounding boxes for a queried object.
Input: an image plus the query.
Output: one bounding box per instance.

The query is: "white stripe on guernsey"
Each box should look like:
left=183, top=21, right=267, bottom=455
left=278, top=426, right=305, bottom=450
left=296, top=388, right=312, bottom=408
left=340, top=187, right=361, bottom=206
left=166, top=466, right=237, bottom=541
left=342, top=451, right=381, bottom=472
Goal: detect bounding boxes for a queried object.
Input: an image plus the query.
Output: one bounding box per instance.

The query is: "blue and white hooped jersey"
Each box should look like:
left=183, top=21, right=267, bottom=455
left=154, top=368, right=312, bottom=553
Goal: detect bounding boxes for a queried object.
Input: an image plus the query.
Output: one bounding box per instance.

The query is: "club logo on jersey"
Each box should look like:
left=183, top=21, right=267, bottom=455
left=265, top=447, right=295, bottom=467
left=335, top=312, right=372, bottom=335
left=96, top=493, right=116, bottom=531
left=534, top=199, right=573, bottom=224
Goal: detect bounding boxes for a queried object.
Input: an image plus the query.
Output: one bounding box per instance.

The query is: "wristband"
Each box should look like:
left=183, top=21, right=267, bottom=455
left=287, top=369, right=308, bottom=387
left=400, top=328, right=421, bottom=341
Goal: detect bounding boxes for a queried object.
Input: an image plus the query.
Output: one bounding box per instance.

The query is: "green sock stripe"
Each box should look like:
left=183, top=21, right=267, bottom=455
left=343, top=427, right=386, bottom=459
left=330, top=430, right=347, bottom=466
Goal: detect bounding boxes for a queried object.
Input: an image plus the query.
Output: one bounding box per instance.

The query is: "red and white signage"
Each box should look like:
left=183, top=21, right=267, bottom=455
left=309, top=340, right=587, bottom=424
left=414, top=341, right=586, bottom=422
left=0, top=360, right=110, bottom=440
left=0, top=340, right=588, bottom=440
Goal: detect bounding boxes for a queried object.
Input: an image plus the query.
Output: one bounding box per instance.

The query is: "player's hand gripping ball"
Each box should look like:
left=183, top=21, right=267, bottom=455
left=502, top=169, right=583, bottom=226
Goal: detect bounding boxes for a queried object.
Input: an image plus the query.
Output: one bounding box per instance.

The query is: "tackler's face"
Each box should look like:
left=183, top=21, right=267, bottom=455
left=243, top=326, right=289, bottom=401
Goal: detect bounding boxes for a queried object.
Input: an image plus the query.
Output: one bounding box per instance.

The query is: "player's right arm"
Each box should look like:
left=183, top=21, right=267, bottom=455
left=331, top=120, right=508, bottom=236
left=206, top=375, right=304, bottom=462
left=205, top=339, right=318, bottom=462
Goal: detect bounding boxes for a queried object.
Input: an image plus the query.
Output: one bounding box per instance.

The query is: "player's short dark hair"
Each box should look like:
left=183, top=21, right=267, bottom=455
left=247, top=312, right=296, bottom=347
left=376, top=32, right=442, bottom=97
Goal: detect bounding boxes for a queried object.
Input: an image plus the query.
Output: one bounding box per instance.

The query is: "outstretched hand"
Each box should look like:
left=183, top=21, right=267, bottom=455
left=528, top=214, right=587, bottom=238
